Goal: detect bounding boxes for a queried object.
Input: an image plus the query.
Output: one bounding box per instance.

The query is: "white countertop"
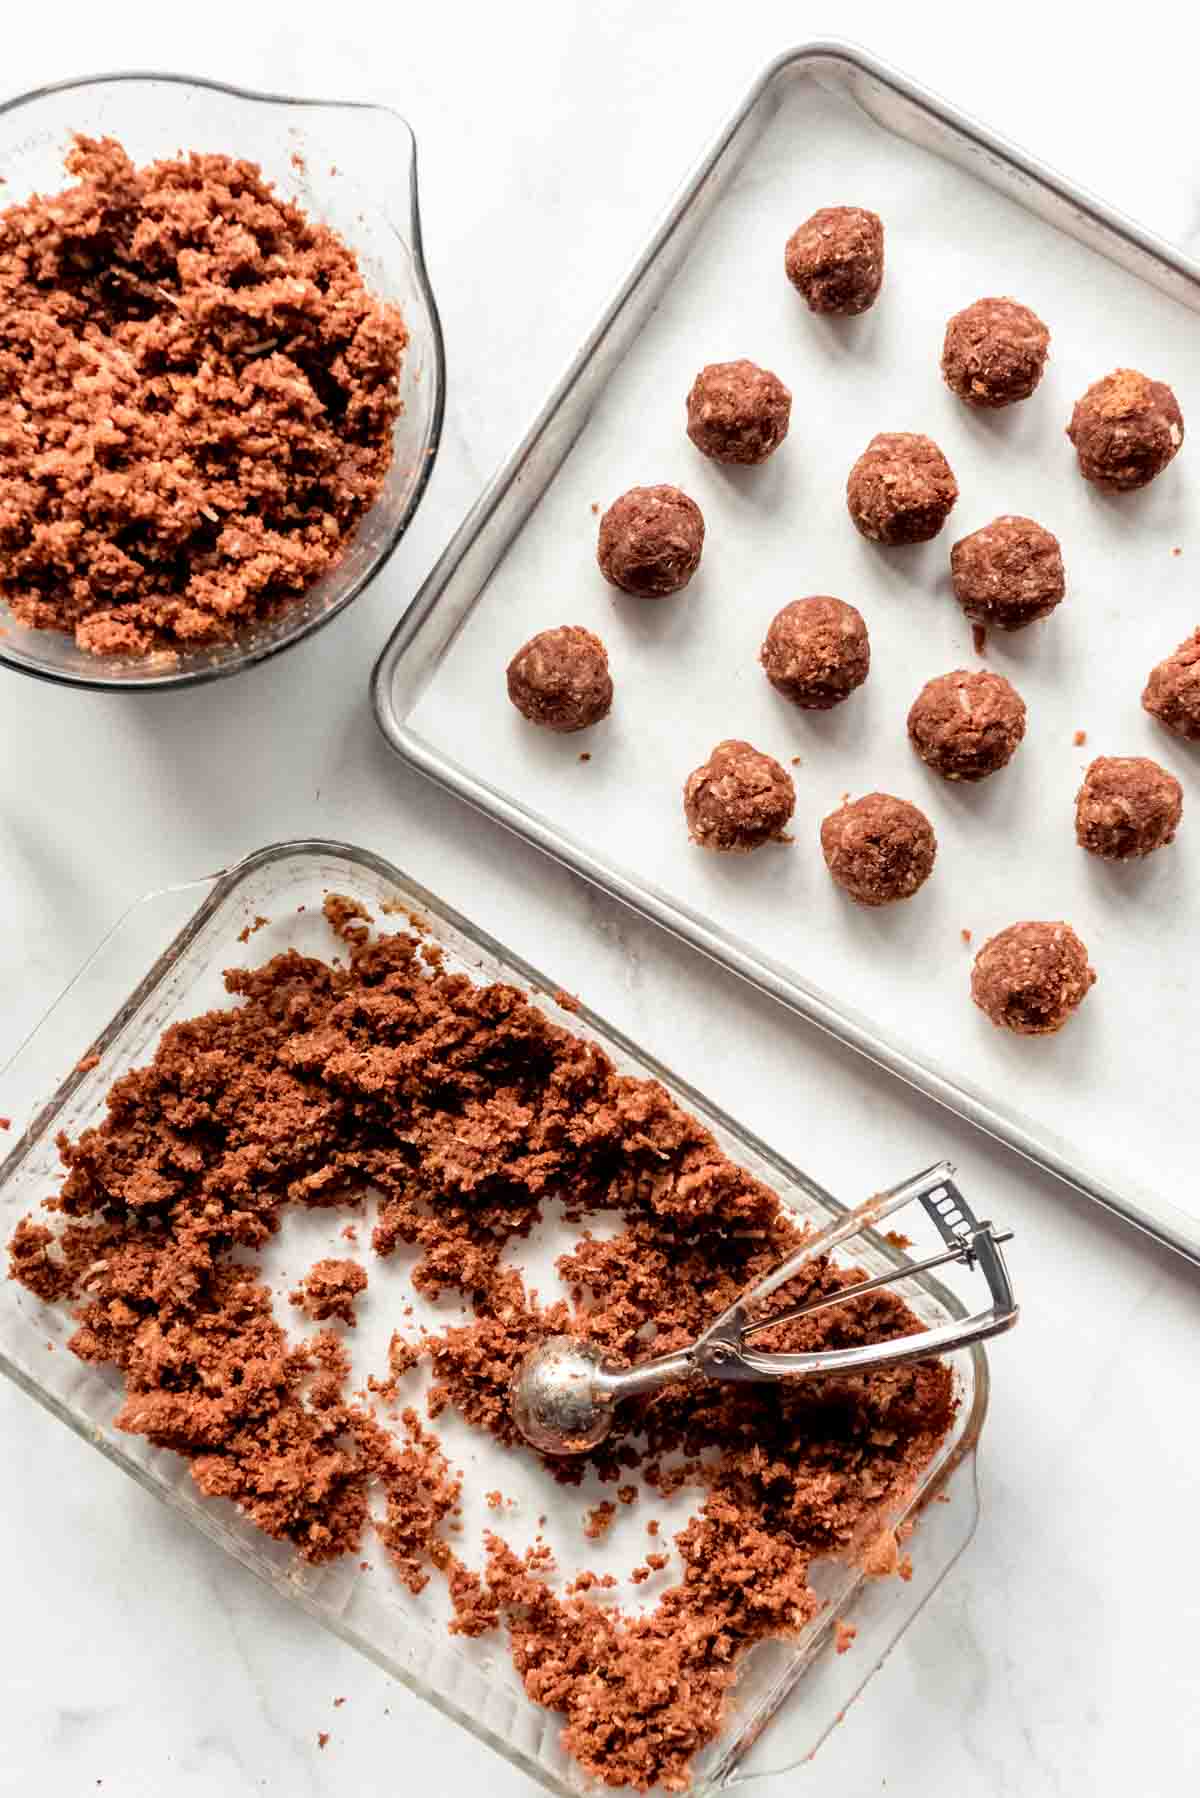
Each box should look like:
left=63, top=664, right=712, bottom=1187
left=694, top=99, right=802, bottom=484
left=2, top=4, right=1198, bottom=1794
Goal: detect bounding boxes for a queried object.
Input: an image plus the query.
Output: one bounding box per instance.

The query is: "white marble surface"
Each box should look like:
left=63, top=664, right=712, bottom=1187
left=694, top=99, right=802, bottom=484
left=1, top=4, right=1198, bottom=1794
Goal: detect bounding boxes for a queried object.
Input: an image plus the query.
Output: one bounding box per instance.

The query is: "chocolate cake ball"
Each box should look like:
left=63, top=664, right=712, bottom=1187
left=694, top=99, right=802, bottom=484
left=596, top=484, right=705, bottom=598
left=971, top=921, right=1096, bottom=1036
left=506, top=625, right=613, bottom=733
left=1074, top=755, right=1183, bottom=860
left=907, top=670, right=1026, bottom=782
left=784, top=206, right=884, bottom=316
left=950, top=515, right=1065, bottom=631
left=684, top=739, right=795, bottom=852
left=686, top=360, right=791, bottom=466
left=1067, top=369, right=1184, bottom=490
left=846, top=433, right=958, bottom=545
left=820, top=793, right=937, bottom=905
left=1142, top=628, right=1200, bottom=741
left=760, top=596, right=870, bottom=709
left=941, top=297, right=1050, bottom=408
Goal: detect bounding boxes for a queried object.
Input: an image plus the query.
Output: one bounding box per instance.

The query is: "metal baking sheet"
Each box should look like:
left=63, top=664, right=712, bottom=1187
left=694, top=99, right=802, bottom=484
left=372, top=42, right=1200, bottom=1266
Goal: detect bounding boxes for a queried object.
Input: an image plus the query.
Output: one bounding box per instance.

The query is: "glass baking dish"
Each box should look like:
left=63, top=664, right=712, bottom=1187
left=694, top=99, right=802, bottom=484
left=0, top=839, right=987, bottom=1794
left=0, top=72, right=445, bottom=691
left=371, top=40, right=1200, bottom=1268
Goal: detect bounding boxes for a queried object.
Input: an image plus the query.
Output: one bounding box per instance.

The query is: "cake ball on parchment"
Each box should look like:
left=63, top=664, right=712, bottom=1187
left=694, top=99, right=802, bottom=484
left=950, top=516, right=1065, bottom=631
left=941, top=297, right=1050, bottom=408
left=686, top=360, right=791, bottom=465
left=684, top=739, right=795, bottom=852
left=846, top=433, right=958, bottom=545
left=1074, top=755, right=1183, bottom=860
left=1067, top=369, right=1183, bottom=490
left=820, top=793, right=937, bottom=905
left=971, top=921, right=1096, bottom=1036
left=760, top=596, right=870, bottom=709
left=1142, top=628, right=1200, bottom=741
left=506, top=626, right=613, bottom=733
left=907, top=669, right=1026, bottom=782
left=784, top=206, right=884, bottom=316
left=596, top=485, right=705, bottom=597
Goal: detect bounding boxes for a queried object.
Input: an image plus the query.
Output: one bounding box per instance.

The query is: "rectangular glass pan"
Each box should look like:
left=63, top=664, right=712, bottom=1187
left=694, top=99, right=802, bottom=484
left=0, top=838, right=986, bottom=1796
left=372, top=41, right=1200, bottom=1268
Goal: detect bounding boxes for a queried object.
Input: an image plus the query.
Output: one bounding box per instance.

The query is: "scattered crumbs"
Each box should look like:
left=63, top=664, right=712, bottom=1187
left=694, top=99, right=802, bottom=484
left=616, top=1484, right=637, bottom=1505
left=631, top=1565, right=652, bottom=1584
left=898, top=1554, right=913, bottom=1583
left=486, top=1490, right=504, bottom=1511
left=323, top=892, right=372, bottom=943
left=584, top=1500, right=617, bottom=1539
left=935, top=1492, right=951, bottom=1505
left=883, top=1230, right=912, bottom=1251
left=1172, top=546, right=1182, bottom=557
left=341, top=1224, right=358, bottom=1244
left=379, top=895, right=410, bottom=915
left=647, top=1519, right=660, bottom=1537
left=578, top=751, right=591, bottom=763
left=590, top=501, right=600, bottom=515
left=1073, top=729, right=1088, bottom=748
left=537, top=1514, right=547, bottom=1529
left=791, top=755, right=802, bottom=766
left=76, top=1054, right=100, bottom=1072
left=972, top=623, right=988, bottom=656
left=291, top=151, right=307, bottom=173
left=330, top=164, right=339, bottom=177
left=0, top=1117, right=10, bottom=1131
left=238, top=914, right=270, bottom=944
left=554, top=989, right=581, bottom=1013
left=360, top=1561, right=371, bottom=1571
left=317, top=1731, right=330, bottom=1750
left=834, top=1619, right=858, bottom=1655
left=333, top=1697, right=346, bottom=1708
left=46, top=1340, right=54, bottom=1350
left=297, top=904, right=306, bottom=913
left=960, top=927, right=972, bottom=947
left=289, top=1257, right=367, bottom=1326
left=646, top=1552, right=668, bottom=1571
left=840, top=791, right=851, bottom=805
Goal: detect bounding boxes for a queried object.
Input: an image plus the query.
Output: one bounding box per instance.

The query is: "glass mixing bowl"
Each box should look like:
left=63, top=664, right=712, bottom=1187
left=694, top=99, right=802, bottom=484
left=0, top=71, right=445, bottom=691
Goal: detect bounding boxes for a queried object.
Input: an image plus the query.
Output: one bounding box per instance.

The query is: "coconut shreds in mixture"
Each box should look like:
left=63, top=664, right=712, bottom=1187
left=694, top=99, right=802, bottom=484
left=0, top=136, right=406, bottom=656
left=7, top=898, right=954, bottom=1791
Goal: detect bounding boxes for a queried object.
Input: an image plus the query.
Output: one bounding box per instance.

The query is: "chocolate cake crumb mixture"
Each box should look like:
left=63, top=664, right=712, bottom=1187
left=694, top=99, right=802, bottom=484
left=683, top=739, right=796, bottom=852
left=8, top=900, right=955, bottom=1793
left=1068, top=369, right=1183, bottom=491
left=506, top=625, right=613, bottom=733
left=907, top=669, right=1026, bottom=782
left=0, top=137, right=407, bottom=657
left=1074, top=755, right=1183, bottom=860
left=941, top=298, right=1049, bottom=408
left=290, top=1257, right=368, bottom=1326
left=821, top=793, right=937, bottom=905
left=1143, top=628, right=1200, bottom=741
left=597, top=485, right=704, bottom=597
left=950, top=516, right=1064, bottom=632
left=846, top=433, right=958, bottom=545
left=784, top=206, right=884, bottom=316
left=760, top=595, right=870, bottom=709
left=685, top=360, right=791, bottom=465
left=971, top=920, right=1095, bottom=1035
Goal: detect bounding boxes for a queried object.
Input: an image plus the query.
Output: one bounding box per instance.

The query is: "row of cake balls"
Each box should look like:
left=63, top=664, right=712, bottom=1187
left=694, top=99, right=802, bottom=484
left=507, top=576, right=1200, bottom=770
left=597, top=486, right=1066, bottom=639
left=784, top=203, right=1184, bottom=493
